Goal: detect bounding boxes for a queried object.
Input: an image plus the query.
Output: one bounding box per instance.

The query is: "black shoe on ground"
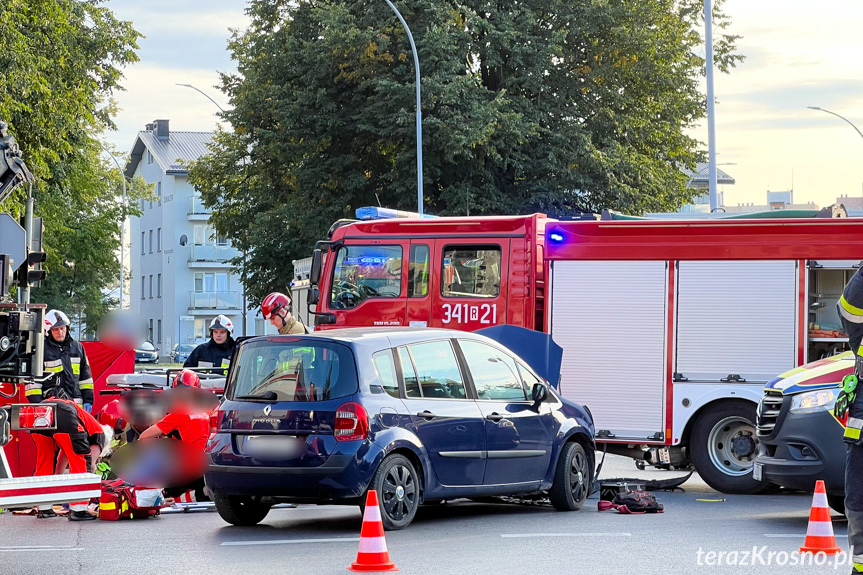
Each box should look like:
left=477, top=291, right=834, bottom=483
left=68, top=510, right=96, bottom=521
left=36, top=509, right=58, bottom=519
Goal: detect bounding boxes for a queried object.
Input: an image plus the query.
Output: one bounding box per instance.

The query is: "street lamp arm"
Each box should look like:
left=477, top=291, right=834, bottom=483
left=176, top=83, right=227, bottom=114
left=382, top=0, right=423, bottom=216
left=807, top=106, right=863, bottom=142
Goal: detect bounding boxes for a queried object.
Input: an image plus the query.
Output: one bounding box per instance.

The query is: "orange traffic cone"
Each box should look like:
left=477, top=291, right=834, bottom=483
left=349, top=490, right=398, bottom=572
left=800, top=480, right=841, bottom=555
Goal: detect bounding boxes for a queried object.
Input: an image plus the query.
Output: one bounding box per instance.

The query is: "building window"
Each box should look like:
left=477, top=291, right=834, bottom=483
left=157, top=228, right=162, bottom=252
left=194, top=272, right=214, bottom=292
left=147, top=149, right=153, bottom=164
left=216, top=234, right=228, bottom=246
left=149, top=275, right=153, bottom=299
left=141, top=232, right=145, bottom=255
left=157, top=182, right=162, bottom=205
left=157, top=274, right=162, bottom=298
left=157, top=319, right=162, bottom=344
left=193, top=225, right=206, bottom=246
left=148, top=319, right=154, bottom=342
left=194, top=319, right=205, bottom=340
left=216, top=272, right=228, bottom=292
left=149, top=230, right=153, bottom=253
left=141, top=276, right=145, bottom=299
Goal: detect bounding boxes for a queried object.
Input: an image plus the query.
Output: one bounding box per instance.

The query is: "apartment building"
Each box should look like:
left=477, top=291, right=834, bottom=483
left=126, top=119, right=261, bottom=351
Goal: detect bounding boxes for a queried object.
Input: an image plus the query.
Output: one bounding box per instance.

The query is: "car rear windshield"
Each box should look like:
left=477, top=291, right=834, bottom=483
left=227, top=339, right=358, bottom=402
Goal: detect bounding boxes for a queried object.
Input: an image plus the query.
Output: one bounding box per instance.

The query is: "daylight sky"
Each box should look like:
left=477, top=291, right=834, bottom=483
left=105, top=0, right=863, bottom=211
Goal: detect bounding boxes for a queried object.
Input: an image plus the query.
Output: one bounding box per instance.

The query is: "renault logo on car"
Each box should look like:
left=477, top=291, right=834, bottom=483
left=263, top=405, right=272, bottom=416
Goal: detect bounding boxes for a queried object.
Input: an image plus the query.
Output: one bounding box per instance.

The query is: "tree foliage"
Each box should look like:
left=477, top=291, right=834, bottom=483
left=191, top=0, right=742, bottom=304
left=0, top=0, right=145, bottom=332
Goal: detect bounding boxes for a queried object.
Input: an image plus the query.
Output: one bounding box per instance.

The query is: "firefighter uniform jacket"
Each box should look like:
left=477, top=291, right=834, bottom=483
left=26, top=334, right=94, bottom=405
left=183, top=337, right=236, bottom=370
left=278, top=317, right=308, bottom=335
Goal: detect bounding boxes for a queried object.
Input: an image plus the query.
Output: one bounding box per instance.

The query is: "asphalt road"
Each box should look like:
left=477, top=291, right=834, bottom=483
left=0, top=456, right=850, bottom=575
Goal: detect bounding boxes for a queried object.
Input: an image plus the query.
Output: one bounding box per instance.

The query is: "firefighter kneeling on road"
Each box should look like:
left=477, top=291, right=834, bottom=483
left=29, top=399, right=111, bottom=521
left=137, top=369, right=212, bottom=504
left=836, top=267, right=863, bottom=573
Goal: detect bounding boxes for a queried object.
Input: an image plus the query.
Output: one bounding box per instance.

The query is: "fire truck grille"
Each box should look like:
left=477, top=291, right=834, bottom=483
left=756, top=391, right=785, bottom=437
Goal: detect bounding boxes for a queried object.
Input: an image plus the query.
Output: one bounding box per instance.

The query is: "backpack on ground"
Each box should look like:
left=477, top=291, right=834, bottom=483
left=597, top=490, right=664, bottom=514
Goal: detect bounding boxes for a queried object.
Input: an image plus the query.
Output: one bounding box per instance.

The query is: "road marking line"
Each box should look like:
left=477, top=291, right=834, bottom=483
left=501, top=533, right=632, bottom=538
left=221, top=537, right=361, bottom=546
left=764, top=533, right=847, bottom=538
left=0, top=547, right=84, bottom=552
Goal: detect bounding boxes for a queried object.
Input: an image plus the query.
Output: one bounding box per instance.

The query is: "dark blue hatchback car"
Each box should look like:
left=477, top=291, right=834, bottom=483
left=206, top=327, right=595, bottom=529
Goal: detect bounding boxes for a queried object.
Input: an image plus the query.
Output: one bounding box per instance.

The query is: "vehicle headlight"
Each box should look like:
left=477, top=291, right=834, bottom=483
left=789, top=389, right=837, bottom=414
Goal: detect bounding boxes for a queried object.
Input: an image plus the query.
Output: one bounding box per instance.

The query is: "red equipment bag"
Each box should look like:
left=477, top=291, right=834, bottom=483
left=98, top=479, right=163, bottom=520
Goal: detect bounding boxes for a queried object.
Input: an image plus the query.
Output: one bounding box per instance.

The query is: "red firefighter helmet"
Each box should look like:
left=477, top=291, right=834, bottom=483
left=172, top=369, right=201, bottom=388
left=97, top=399, right=123, bottom=430
left=261, top=292, right=291, bottom=320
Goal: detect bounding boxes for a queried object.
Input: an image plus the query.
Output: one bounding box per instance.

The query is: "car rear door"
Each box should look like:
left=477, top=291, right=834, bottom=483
left=456, top=338, right=553, bottom=485
left=397, top=340, right=487, bottom=487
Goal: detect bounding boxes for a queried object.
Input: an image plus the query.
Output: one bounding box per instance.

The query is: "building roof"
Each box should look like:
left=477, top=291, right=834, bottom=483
left=125, top=129, right=214, bottom=178
left=683, top=162, right=736, bottom=187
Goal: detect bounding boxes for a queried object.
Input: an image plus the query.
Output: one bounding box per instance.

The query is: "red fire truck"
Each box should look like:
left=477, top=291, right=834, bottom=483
left=305, top=209, right=863, bottom=494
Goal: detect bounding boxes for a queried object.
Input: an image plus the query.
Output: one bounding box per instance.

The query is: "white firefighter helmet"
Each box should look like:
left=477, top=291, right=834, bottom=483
left=209, top=314, right=234, bottom=335
left=45, top=309, right=71, bottom=331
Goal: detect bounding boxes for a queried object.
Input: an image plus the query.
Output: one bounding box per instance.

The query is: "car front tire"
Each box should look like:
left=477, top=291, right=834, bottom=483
left=549, top=441, right=590, bottom=511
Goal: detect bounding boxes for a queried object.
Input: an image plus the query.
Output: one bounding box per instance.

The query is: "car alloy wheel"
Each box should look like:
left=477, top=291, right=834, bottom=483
left=371, top=454, right=419, bottom=530
left=549, top=441, right=589, bottom=511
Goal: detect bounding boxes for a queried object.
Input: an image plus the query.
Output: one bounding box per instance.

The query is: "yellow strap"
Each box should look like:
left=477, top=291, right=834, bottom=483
left=100, top=502, right=117, bottom=510
left=44, top=366, right=63, bottom=373
left=24, top=389, right=42, bottom=397
left=71, top=364, right=81, bottom=375
left=79, top=382, right=93, bottom=390
left=846, top=427, right=862, bottom=440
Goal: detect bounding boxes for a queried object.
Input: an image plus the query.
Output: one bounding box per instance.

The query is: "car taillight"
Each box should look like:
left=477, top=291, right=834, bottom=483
left=334, top=402, right=369, bottom=441
left=208, top=409, right=224, bottom=440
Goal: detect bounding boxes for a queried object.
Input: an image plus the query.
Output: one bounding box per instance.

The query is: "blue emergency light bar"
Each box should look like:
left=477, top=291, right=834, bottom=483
left=355, top=207, right=438, bottom=220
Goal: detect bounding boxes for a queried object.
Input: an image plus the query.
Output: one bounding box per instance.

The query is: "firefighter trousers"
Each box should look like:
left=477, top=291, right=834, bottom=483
left=847, top=443, right=863, bottom=572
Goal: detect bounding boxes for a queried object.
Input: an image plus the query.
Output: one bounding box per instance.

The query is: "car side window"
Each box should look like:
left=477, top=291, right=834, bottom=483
left=459, top=340, right=527, bottom=401
left=517, top=362, right=542, bottom=388
left=404, top=340, right=467, bottom=399
left=398, top=347, right=421, bottom=398
left=441, top=245, right=501, bottom=298
left=372, top=350, right=400, bottom=398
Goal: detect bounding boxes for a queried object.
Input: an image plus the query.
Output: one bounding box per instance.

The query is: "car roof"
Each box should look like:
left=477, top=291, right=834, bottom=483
left=241, top=327, right=512, bottom=354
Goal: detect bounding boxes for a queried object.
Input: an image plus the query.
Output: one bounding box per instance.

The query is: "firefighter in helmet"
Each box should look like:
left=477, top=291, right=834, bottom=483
left=26, top=309, right=94, bottom=411
left=183, top=314, right=236, bottom=371
left=262, top=291, right=308, bottom=335
left=835, top=266, right=863, bottom=572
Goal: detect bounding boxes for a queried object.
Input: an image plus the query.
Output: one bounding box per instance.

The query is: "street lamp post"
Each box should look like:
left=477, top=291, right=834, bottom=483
left=101, top=147, right=127, bottom=309
left=382, top=0, right=423, bottom=216
left=704, top=0, right=718, bottom=212
left=807, top=106, right=863, bottom=141
left=176, top=83, right=248, bottom=336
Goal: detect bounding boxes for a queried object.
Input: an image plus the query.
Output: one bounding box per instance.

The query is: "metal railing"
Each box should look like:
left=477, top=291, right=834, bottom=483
left=189, top=243, right=238, bottom=262
left=190, top=196, right=209, bottom=215
left=190, top=290, right=240, bottom=309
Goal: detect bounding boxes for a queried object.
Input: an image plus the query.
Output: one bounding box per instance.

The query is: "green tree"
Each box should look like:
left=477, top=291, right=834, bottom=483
left=0, top=0, right=144, bottom=330
left=191, top=0, right=742, bottom=304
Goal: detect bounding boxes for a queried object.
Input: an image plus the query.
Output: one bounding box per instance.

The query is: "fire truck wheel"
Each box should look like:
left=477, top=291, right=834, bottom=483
left=690, top=401, right=773, bottom=494
left=549, top=441, right=590, bottom=511
left=214, top=494, right=272, bottom=526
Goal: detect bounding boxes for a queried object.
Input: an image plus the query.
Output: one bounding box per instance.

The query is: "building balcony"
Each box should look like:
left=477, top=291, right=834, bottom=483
left=190, top=290, right=240, bottom=310
left=188, top=196, right=211, bottom=221
left=188, top=244, right=238, bottom=265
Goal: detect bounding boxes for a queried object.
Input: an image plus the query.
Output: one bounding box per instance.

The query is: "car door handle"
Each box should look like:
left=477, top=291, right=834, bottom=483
left=485, top=413, right=504, bottom=422
left=416, top=410, right=437, bottom=419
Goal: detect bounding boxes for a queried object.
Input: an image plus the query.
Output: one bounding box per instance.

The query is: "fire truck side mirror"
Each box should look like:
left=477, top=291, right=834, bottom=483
left=309, top=286, right=319, bottom=306
left=310, top=249, right=322, bottom=286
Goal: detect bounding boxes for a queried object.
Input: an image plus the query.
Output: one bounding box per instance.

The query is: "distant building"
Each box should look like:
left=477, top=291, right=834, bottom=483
left=677, top=162, right=736, bottom=214
left=125, top=119, right=265, bottom=350
left=723, top=190, right=818, bottom=213
left=836, top=194, right=863, bottom=216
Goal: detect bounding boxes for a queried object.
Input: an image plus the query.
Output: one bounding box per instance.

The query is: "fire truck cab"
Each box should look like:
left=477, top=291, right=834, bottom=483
left=309, top=210, right=863, bottom=494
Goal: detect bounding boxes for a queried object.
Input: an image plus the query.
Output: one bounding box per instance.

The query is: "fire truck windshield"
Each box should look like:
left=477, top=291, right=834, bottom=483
left=330, top=245, right=403, bottom=309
